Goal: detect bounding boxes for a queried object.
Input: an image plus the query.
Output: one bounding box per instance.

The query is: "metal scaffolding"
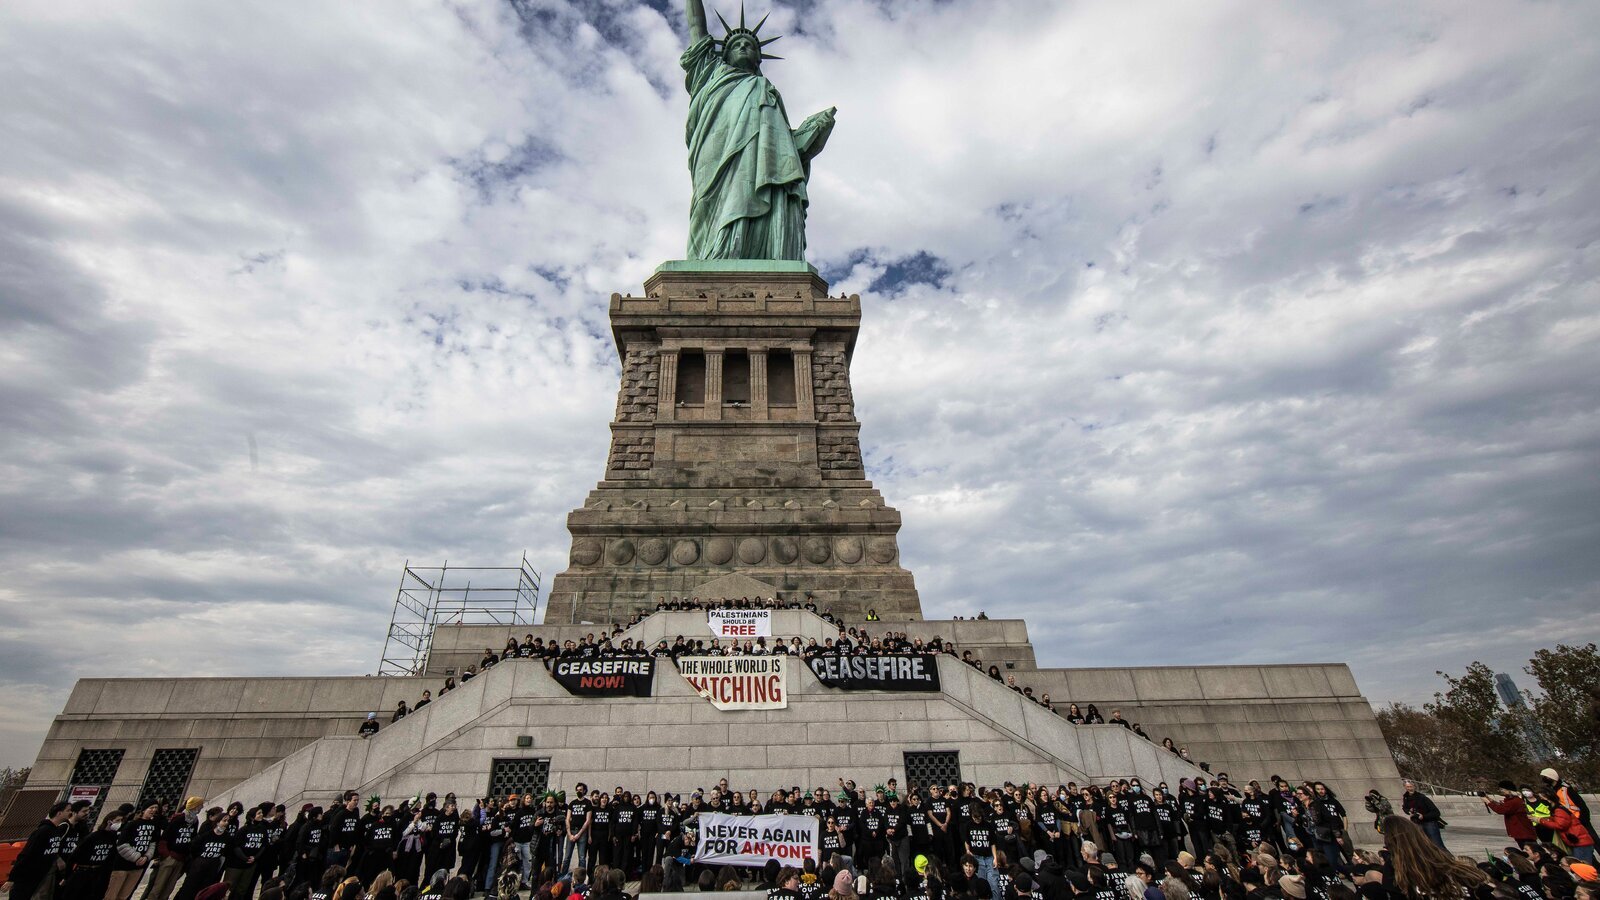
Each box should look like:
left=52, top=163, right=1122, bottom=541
left=378, top=554, right=541, bottom=676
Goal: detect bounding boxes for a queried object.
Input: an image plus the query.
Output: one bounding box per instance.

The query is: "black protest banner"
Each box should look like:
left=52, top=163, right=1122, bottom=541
left=806, top=654, right=941, bottom=692
left=550, top=657, right=656, bottom=697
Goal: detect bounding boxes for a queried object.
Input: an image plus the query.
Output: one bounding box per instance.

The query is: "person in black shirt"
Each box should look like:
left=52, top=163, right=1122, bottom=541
left=61, top=810, right=123, bottom=900
left=1151, top=790, right=1182, bottom=869
left=224, top=806, right=271, bottom=900
left=885, top=795, right=911, bottom=882
left=7, top=802, right=73, bottom=900
left=906, top=795, right=934, bottom=865
left=590, top=793, right=613, bottom=870
left=612, top=793, right=639, bottom=877
left=304, top=865, right=346, bottom=900
left=1104, top=796, right=1135, bottom=870
left=928, top=787, right=955, bottom=867
left=952, top=856, right=990, bottom=900
left=508, top=796, right=538, bottom=888
left=830, top=799, right=857, bottom=862
left=357, top=807, right=395, bottom=887
left=324, top=795, right=362, bottom=873
left=391, top=701, right=409, bottom=723
left=177, top=819, right=232, bottom=900
left=479, top=802, right=508, bottom=895
left=859, top=799, right=887, bottom=865
left=426, top=801, right=460, bottom=884
left=358, top=714, right=380, bottom=737
left=145, top=799, right=203, bottom=900
left=988, top=799, right=1019, bottom=870
left=1127, top=787, right=1159, bottom=868
left=965, top=806, right=998, bottom=900
left=109, top=803, right=162, bottom=900
left=292, top=800, right=326, bottom=883
left=638, top=792, right=662, bottom=869
left=566, top=784, right=594, bottom=873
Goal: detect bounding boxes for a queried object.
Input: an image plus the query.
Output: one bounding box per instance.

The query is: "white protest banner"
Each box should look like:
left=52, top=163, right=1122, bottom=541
left=677, top=655, right=787, bottom=710
left=708, top=608, right=772, bottom=638
left=694, top=811, right=818, bottom=866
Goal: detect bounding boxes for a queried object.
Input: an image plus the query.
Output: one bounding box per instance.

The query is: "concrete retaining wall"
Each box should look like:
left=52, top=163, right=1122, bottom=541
left=1002, top=664, right=1400, bottom=803
left=32, top=673, right=448, bottom=806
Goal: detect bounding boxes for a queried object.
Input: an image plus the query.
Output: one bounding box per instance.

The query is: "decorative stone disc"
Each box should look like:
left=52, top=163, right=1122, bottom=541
left=771, top=537, right=799, bottom=564
left=705, top=537, right=735, bottom=565
left=866, top=537, right=897, bottom=564
left=637, top=538, right=668, bottom=566
left=671, top=539, right=699, bottom=566
left=606, top=539, right=636, bottom=566
left=571, top=539, right=602, bottom=566
left=737, top=537, right=766, bottom=565
left=802, top=537, right=831, bottom=564
left=834, top=537, right=863, bottom=564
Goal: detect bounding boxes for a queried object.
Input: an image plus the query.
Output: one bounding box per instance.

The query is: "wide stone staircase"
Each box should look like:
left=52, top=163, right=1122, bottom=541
left=212, top=611, right=1205, bottom=809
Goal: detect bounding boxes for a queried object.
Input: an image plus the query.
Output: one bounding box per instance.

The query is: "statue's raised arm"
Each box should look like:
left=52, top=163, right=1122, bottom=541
left=678, top=3, right=836, bottom=262
left=686, top=0, right=708, bottom=44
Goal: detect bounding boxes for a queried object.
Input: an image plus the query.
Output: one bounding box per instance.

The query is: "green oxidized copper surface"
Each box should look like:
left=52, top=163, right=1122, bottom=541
left=681, top=1, right=835, bottom=262
left=654, top=258, right=818, bottom=274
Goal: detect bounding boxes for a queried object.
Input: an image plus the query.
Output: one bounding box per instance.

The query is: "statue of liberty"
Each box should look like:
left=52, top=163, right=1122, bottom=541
left=681, top=1, right=836, bottom=261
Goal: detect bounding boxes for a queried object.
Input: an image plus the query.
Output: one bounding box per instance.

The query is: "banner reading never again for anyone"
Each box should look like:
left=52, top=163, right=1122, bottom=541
left=550, top=657, right=656, bottom=697
left=677, top=655, right=787, bottom=709
left=807, top=653, right=942, bottom=692
left=694, top=811, right=818, bottom=866
left=707, top=608, right=771, bottom=638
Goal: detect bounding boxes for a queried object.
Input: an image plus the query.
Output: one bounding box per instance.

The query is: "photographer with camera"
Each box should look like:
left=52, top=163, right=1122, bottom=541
left=1401, top=781, right=1446, bottom=848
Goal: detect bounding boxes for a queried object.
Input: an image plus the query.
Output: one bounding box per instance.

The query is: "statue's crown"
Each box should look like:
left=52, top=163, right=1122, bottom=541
left=715, top=3, right=783, bottom=61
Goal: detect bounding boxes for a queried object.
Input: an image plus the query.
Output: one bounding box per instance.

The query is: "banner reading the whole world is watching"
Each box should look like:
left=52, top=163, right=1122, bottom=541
left=677, top=655, right=787, bottom=710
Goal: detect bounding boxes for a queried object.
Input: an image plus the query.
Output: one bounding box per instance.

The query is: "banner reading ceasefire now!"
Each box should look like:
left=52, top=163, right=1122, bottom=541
left=677, top=655, right=787, bottom=709
left=550, top=657, right=655, bottom=697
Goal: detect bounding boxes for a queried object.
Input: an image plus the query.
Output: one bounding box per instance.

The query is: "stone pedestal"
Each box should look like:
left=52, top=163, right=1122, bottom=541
left=544, top=262, right=921, bottom=625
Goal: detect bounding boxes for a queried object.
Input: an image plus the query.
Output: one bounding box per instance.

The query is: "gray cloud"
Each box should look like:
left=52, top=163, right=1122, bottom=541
left=0, top=0, right=1597, bottom=765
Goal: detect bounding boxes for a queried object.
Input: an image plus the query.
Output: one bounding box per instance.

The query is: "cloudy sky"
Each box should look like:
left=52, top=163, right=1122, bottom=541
left=2, top=0, right=1598, bottom=766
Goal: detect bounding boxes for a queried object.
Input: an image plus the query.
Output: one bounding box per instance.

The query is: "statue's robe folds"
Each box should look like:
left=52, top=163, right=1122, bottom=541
left=682, top=35, right=829, bottom=261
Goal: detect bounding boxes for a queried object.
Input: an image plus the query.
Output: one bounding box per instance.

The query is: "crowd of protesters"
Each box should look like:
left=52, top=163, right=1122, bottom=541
left=5, top=772, right=1597, bottom=900
left=12, top=607, right=1595, bottom=900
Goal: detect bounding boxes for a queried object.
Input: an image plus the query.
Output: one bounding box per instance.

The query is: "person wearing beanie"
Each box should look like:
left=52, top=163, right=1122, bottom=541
left=1276, top=875, right=1306, bottom=900
left=1484, top=782, right=1539, bottom=847
left=359, top=713, right=380, bottom=737
left=832, top=869, right=857, bottom=898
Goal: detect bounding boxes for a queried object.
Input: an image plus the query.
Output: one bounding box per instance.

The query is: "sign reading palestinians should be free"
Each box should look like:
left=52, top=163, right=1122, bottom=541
left=707, top=608, right=772, bottom=638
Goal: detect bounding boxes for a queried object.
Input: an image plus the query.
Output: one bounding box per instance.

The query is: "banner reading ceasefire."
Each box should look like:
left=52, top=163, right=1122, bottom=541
left=707, top=608, right=772, bottom=638
left=551, top=657, right=656, bottom=697
left=807, top=653, right=942, bottom=692
left=677, top=655, right=787, bottom=709
left=694, top=811, right=818, bottom=866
